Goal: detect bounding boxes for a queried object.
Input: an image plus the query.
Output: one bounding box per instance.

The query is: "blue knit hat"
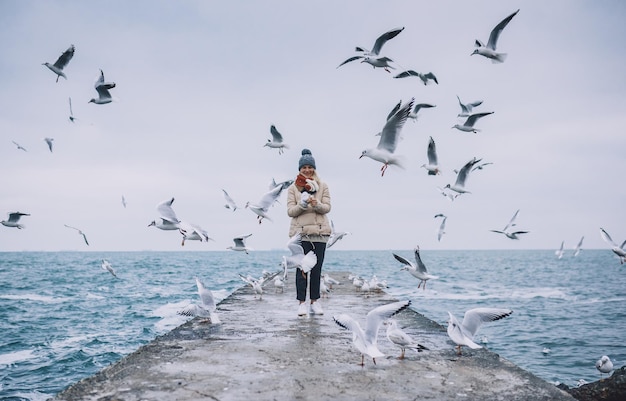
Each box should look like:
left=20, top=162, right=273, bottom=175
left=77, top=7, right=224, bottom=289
left=298, top=149, right=316, bottom=170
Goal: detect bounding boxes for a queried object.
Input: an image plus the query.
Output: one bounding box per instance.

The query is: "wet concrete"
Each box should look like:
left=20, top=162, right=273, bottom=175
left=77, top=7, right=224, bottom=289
left=52, top=271, right=574, bottom=401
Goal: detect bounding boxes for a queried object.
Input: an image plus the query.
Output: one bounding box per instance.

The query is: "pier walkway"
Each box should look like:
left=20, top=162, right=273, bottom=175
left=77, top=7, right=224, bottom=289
left=53, top=271, right=573, bottom=401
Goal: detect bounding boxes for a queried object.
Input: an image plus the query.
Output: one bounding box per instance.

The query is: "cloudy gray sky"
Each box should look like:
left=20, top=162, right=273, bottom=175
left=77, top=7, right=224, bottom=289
left=1, top=1, right=625, bottom=252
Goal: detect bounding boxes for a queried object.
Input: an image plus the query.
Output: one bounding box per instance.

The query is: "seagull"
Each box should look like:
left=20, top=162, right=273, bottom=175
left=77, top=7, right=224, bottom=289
left=452, top=112, right=494, bottom=133
left=178, top=276, right=220, bottom=323
left=384, top=319, right=428, bottom=359
left=595, top=355, right=614, bottom=379
left=359, top=56, right=396, bottom=72
left=178, top=221, right=212, bottom=246
left=238, top=271, right=279, bottom=300
left=408, top=103, right=436, bottom=122
left=434, top=214, right=447, bottom=242
left=457, top=96, right=484, bottom=117
left=447, top=308, right=513, bottom=355
left=269, top=178, right=294, bottom=192
left=573, top=236, right=584, bottom=257
left=393, top=246, right=439, bottom=290
left=555, top=241, right=565, bottom=259
left=444, top=157, right=482, bottom=194
left=337, top=27, right=404, bottom=70
left=490, top=209, right=529, bottom=240
left=327, top=220, right=350, bottom=249
left=121, top=195, right=127, bottom=208
left=227, top=234, right=253, bottom=254
left=1, top=212, right=30, bottom=229
left=245, top=184, right=282, bottom=224
left=89, top=69, right=116, bottom=105
left=222, top=189, right=238, bottom=211
left=44, top=137, right=54, bottom=152
left=599, top=228, right=626, bottom=264
left=471, top=9, right=520, bottom=63
left=323, top=273, right=340, bottom=289
left=68, top=97, right=77, bottom=122
left=421, top=136, right=441, bottom=176
left=12, top=141, right=27, bottom=152
left=43, top=44, right=75, bottom=82
left=393, top=70, right=438, bottom=85
left=64, top=224, right=89, bottom=245
left=471, top=161, right=494, bottom=172
left=101, top=259, right=117, bottom=278
left=264, top=125, right=289, bottom=155
left=333, top=300, right=411, bottom=366
left=282, top=233, right=317, bottom=274
left=360, top=98, right=414, bottom=176
left=148, top=197, right=181, bottom=230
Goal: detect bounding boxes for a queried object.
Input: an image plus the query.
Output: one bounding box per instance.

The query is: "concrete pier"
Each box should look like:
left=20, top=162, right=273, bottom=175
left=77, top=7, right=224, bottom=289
left=52, top=271, right=574, bottom=401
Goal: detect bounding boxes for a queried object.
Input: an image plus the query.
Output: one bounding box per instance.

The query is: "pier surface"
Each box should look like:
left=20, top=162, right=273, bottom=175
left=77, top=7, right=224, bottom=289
left=53, top=271, right=573, bottom=401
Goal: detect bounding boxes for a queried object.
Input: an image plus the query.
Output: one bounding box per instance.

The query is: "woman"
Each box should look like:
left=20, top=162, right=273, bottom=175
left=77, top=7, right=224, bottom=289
left=287, top=149, right=332, bottom=316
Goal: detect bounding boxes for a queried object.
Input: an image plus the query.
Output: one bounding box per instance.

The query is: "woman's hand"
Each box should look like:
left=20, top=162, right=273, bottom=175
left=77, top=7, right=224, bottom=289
left=309, top=196, right=318, bottom=207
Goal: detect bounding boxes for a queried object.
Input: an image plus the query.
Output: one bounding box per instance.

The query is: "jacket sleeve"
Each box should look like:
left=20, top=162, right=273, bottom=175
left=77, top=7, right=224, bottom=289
left=312, top=183, right=331, bottom=214
left=287, top=185, right=306, bottom=217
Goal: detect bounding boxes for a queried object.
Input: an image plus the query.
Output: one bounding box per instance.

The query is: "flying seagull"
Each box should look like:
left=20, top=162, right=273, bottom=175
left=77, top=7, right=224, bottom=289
left=434, top=214, right=447, bottom=242
left=452, top=112, right=494, bottom=133
left=12, top=141, right=27, bottom=152
left=222, top=189, right=238, bottom=211
left=573, top=236, right=584, bottom=257
left=89, top=69, right=116, bottom=105
left=282, top=233, right=317, bottom=274
left=64, top=224, right=89, bottom=245
left=1, top=212, right=30, bottom=229
left=471, top=9, right=520, bottom=63
left=490, top=209, right=529, bottom=240
left=327, top=220, right=350, bottom=249
left=447, top=308, right=513, bottom=355
left=408, top=103, right=436, bottom=122
left=457, top=96, right=484, bottom=118
left=68, top=97, right=77, bottom=122
left=264, top=125, right=289, bottom=155
left=421, top=136, right=440, bottom=175
left=360, top=98, right=414, bottom=176
left=43, top=44, right=75, bottom=82
left=394, top=246, right=439, bottom=290
left=333, top=300, right=411, bottom=366
left=445, top=157, right=482, bottom=194
left=178, top=276, right=221, bottom=323
left=227, top=234, right=253, bottom=254
left=101, top=259, right=118, bottom=278
left=245, top=184, right=282, bottom=224
left=555, top=241, right=565, bottom=259
left=393, top=70, right=438, bottom=85
left=44, top=137, right=54, bottom=152
left=178, top=221, right=212, bottom=246
left=148, top=197, right=180, bottom=230
left=337, top=27, right=404, bottom=70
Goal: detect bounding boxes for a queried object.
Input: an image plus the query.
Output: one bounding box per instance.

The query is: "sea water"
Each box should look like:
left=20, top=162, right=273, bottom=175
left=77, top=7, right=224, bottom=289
left=0, top=250, right=624, bottom=400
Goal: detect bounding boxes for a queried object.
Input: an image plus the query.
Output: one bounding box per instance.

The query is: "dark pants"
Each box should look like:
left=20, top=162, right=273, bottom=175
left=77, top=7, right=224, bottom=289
left=295, top=241, right=326, bottom=302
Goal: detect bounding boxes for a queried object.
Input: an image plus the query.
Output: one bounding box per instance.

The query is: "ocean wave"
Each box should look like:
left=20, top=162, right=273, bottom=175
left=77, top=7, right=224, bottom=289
left=0, top=293, right=70, bottom=303
left=0, top=349, right=36, bottom=366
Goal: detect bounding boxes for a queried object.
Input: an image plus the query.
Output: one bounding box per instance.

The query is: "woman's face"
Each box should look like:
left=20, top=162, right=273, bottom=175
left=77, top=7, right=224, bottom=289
left=299, top=165, right=315, bottom=178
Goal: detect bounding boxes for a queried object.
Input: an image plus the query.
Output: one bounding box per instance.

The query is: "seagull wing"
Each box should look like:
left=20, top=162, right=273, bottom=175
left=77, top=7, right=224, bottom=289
left=8, top=212, right=29, bottom=222
left=377, top=98, right=413, bottom=153
left=503, top=209, right=520, bottom=231
left=269, top=125, right=284, bottom=143
left=257, top=185, right=283, bottom=210
left=464, top=112, right=494, bottom=128
left=600, top=228, right=617, bottom=247
left=393, top=70, right=419, bottom=79
left=364, top=300, right=411, bottom=344
left=426, top=136, right=437, bottom=165
left=424, top=72, right=438, bottom=84
left=386, top=100, right=402, bottom=121
left=337, top=55, right=363, bottom=68
left=461, top=307, right=513, bottom=338
left=371, top=27, right=404, bottom=55
left=156, top=197, right=180, bottom=223
left=392, top=253, right=415, bottom=270
left=195, top=277, right=216, bottom=310
left=53, top=45, right=75, bottom=69
left=487, top=9, right=520, bottom=50
left=454, top=158, right=480, bottom=187
left=413, top=103, right=436, bottom=113
left=413, top=247, right=429, bottom=274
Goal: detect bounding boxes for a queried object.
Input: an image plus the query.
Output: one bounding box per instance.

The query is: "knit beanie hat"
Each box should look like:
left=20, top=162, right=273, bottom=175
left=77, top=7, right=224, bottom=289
left=298, top=149, right=316, bottom=170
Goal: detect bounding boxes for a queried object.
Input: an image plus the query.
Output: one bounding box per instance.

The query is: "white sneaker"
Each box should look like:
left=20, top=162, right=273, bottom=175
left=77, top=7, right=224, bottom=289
left=298, top=303, right=308, bottom=316
left=310, top=301, right=324, bottom=315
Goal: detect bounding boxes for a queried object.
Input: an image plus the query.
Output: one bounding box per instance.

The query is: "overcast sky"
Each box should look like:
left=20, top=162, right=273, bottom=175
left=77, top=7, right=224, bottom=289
left=1, top=1, right=625, bottom=252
